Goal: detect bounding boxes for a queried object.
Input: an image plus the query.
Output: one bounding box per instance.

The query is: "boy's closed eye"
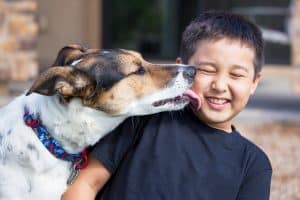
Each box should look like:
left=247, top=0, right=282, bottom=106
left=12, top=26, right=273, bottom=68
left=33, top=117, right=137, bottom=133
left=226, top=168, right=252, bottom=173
left=230, top=66, right=249, bottom=79
left=195, top=62, right=250, bottom=79
left=196, top=63, right=216, bottom=74
left=230, top=71, right=246, bottom=78
left=230, top=74, right=246, bottom=80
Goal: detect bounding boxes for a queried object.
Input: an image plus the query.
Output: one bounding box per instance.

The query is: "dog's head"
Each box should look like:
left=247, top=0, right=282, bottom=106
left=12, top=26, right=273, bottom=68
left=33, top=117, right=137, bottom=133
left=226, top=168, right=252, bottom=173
left=26, top=45, right=198, bottom=116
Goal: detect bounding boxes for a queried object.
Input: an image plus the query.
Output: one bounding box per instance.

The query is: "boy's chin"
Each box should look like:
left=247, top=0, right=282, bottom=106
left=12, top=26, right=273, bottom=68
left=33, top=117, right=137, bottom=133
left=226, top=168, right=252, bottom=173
left=192, top=108, right=235, bottom=124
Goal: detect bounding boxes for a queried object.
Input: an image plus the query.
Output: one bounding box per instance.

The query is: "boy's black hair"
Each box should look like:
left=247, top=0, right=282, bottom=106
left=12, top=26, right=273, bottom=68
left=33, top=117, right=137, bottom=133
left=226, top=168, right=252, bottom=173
left=179, top=11, right=264, bottom=75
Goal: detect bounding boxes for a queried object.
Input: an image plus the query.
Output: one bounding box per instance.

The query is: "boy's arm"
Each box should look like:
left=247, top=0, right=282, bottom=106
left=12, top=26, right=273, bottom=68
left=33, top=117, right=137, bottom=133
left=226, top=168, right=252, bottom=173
left=236, top=169, right=272, bottom=200
left=61, top=116, right=144, bottom=200
left=61, top=154, right=111, bottom=200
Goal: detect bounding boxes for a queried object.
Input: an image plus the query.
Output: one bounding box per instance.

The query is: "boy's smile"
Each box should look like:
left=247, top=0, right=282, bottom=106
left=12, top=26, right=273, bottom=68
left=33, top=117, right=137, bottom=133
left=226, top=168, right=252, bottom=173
left=180, top=38, right=261, bottom=132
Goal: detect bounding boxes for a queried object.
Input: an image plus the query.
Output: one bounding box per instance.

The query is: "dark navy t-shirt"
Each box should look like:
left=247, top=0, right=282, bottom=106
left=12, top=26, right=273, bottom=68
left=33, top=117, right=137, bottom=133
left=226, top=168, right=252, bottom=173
left=92, top=109, right=272, bottom=200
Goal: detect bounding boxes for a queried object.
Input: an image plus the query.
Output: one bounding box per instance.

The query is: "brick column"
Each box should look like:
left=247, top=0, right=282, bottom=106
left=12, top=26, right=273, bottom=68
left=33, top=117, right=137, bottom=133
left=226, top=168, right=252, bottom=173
left=0, top=0, right=38, bottom=88
left=291, top=0, right=300, bottom=93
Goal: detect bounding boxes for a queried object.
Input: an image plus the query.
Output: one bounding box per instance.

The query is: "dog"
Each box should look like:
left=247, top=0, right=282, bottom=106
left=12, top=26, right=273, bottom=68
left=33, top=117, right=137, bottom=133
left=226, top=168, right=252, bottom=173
left=0, top=44, right=198, bottom=200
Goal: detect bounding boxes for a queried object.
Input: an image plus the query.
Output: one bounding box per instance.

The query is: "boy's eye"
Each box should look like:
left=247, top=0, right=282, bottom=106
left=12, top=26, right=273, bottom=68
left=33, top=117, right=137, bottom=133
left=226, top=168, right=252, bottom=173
left=230, top=66, right=249, bottom=78
left=194, top=63, right=218, bottom=75
left=197, top=67, right=216, bottom=74
left=230, top=73, right=246, bottom=78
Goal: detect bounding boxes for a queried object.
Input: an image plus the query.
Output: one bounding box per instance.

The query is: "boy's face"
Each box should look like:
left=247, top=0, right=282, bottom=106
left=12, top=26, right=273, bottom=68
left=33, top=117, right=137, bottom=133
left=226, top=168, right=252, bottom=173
left=178, top=38, right=261, bottom=132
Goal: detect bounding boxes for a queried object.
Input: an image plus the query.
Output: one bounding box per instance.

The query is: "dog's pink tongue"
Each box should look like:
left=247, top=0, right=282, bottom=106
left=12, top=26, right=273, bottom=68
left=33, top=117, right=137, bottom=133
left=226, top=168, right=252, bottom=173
left=183, top=89, right=201, bottom=110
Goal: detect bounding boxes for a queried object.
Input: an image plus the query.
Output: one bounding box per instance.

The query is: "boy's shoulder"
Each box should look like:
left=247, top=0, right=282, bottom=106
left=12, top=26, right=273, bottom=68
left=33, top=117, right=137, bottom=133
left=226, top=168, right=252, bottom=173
left=235, top=130, right=272, bottom=173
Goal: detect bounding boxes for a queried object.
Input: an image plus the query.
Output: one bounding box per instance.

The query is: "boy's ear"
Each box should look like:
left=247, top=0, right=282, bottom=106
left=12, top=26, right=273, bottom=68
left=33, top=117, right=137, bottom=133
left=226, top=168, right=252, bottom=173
left=250, top=73, right=261, bottom=95
left=26, top=66, right=95, bottom=98
left=176, top=57, right=183, bottom=64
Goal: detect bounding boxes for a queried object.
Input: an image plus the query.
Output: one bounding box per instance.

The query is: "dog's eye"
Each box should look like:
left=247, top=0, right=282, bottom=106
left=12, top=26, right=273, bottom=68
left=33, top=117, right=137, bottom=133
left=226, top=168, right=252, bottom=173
left=133, top=67, right=146, bottom=75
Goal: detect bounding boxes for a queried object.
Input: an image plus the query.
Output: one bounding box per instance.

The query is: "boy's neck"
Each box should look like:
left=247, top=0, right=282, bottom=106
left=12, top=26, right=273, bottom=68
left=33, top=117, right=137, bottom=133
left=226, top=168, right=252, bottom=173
left=192, top=110, right=233, bottom=133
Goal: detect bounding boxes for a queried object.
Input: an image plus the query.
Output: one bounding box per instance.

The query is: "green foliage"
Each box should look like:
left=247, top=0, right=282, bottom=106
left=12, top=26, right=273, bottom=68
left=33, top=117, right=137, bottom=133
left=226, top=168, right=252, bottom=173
left=111, top=0, right=162, bottom=48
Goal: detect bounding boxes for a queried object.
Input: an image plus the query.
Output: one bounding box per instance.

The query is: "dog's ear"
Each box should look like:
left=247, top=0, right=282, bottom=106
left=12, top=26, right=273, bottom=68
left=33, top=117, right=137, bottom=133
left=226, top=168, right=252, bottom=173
left=52, top=44, right=88, bottom=66
left=26, top=66, right=95, bottom=98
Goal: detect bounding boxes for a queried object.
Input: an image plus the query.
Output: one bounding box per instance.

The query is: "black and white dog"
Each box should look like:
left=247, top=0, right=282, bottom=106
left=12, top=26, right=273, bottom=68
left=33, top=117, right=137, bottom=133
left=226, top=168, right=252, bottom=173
left=0, top=45, right=198, bottom=200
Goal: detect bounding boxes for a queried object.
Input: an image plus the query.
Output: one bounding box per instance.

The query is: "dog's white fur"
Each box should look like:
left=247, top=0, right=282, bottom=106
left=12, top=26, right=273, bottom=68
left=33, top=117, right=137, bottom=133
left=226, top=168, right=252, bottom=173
left=0, top=71, right=192, bottom=200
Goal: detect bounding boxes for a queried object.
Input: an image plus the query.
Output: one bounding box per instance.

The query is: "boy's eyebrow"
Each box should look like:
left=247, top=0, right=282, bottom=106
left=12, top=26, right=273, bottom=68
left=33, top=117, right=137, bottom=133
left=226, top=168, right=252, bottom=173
left=194, top=61, right=216, bottom=67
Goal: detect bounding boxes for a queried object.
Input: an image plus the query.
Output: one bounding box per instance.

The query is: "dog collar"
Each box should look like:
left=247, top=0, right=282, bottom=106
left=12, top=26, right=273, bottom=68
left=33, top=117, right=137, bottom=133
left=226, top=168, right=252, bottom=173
left=23, top=107, right=88, bottom=170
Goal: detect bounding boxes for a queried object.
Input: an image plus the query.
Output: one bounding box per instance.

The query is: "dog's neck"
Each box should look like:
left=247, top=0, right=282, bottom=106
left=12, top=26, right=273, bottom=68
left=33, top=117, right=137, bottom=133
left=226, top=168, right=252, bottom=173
left=24, top=94, right=127, bottom=154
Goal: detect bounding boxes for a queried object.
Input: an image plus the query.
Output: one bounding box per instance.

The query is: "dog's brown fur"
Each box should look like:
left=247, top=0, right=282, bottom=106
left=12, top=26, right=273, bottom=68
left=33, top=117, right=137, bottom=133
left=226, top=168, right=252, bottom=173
left=27, top=45, right=187, bottom=115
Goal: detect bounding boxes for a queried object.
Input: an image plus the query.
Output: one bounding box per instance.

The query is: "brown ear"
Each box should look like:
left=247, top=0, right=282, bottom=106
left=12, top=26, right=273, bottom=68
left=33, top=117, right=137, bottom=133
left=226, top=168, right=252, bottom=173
left=26, top=66, right=95, bottom=98
left=51, top=44, right=88, bottom=66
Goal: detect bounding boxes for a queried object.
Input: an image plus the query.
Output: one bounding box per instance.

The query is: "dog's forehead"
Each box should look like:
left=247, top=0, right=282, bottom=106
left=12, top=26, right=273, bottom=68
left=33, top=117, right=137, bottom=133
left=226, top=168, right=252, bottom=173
left=71, top=49, right=145, bottom=79
left=70, top=49, right=142, bottom=65
left=100, top=49, right=143, bottom=63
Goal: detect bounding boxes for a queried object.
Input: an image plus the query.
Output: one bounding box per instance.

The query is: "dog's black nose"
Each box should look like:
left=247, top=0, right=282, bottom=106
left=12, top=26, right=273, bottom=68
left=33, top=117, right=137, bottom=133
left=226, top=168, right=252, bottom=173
left=183, top=66, right=196, bottom=80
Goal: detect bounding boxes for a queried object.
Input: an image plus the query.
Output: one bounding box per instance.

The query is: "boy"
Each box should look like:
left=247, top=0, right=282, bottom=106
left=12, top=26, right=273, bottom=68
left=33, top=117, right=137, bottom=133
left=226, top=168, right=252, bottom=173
left=62, top=11, right=272, bottom=200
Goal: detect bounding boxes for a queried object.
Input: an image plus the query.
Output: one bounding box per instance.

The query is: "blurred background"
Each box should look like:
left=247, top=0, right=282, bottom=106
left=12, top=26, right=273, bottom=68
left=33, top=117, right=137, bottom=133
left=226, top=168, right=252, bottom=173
left=0, top=0, right=299, bottom=199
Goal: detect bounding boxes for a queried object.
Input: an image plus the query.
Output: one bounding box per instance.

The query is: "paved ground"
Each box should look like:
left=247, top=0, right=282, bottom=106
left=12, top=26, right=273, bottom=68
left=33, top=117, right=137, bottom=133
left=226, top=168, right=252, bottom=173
left=234, top=120, right=300, bottom=200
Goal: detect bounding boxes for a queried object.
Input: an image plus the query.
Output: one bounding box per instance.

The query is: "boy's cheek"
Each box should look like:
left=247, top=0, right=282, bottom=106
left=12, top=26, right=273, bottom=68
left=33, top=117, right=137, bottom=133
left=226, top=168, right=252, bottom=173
left=191, top=83, right=202, bottom=99
left=191, top=74, right=207, bottom=95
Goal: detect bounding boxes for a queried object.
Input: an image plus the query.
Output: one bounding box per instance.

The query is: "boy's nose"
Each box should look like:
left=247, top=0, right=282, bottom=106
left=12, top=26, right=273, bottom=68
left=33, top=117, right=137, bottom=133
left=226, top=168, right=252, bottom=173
left=182, top=66, right=196, bottom=80
left=211, top=77, right=227, bottom=92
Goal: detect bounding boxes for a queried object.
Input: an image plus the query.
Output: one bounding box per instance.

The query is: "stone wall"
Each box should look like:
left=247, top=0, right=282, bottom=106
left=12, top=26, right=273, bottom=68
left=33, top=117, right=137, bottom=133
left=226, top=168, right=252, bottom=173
left=291, top=0, right=300, bottom=93
left=0, top=0, right=38, bottom=86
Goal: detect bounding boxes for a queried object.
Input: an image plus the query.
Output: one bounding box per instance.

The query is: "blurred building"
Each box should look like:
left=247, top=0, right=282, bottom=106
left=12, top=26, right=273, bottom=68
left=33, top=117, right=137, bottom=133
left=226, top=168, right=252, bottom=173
left=1, top=0, right=299, bottom=95
left=101, top=0, right=292, bottom=63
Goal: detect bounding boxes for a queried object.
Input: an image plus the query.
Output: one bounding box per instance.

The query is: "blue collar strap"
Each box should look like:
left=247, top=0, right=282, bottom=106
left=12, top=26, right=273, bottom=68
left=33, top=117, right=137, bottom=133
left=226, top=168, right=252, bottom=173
left=23, top=107, right=88, bottom=169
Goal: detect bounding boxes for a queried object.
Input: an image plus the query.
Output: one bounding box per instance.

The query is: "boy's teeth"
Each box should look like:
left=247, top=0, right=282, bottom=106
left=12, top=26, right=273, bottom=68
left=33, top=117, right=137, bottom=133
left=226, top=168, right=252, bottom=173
left=207, top=97, right=227, bottom=104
